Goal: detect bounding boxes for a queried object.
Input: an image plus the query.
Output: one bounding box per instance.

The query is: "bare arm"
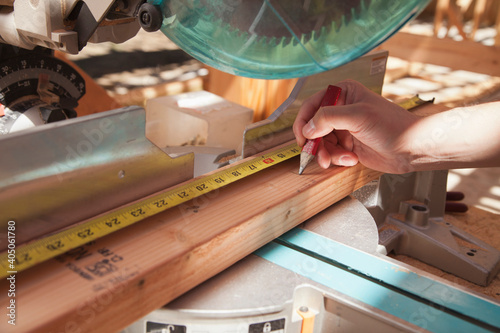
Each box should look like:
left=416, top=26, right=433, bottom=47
left=406, top=102, right=500, bottom=171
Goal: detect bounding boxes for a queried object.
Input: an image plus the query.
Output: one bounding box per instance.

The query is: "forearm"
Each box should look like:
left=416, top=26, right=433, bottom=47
left=406, top=101, right=500, bottom=171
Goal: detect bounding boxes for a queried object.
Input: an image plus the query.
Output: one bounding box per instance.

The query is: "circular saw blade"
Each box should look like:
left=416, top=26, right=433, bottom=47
left=153, top=0, right=430, bottom=79
left=200, top=0, right=369, bottom=46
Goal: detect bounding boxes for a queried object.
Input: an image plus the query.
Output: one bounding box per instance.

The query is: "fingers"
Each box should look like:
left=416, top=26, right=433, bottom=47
left=335, top=129, right=354, bottom=151
left=293, top=80, right=422, bottom=173
left=311, top=133, right=358, bottom=169
left=322, top=135, right=358, bottom=166
left=293, top=88, right=327, bottom=146
left=304, top=103, right=370, bottom=140
left=294, top=80, right=372, bottom=145
left=292, top=80, right=370, bottom=170
left=316, top=140, right=359, bottom=169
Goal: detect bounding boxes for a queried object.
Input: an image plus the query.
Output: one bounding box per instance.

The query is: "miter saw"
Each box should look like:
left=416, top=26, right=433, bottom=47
left=0, top=0, right=430, bottom=132
left=1, top=1, right=499, bottom=332
left=1, top=0, right=429, bottom=76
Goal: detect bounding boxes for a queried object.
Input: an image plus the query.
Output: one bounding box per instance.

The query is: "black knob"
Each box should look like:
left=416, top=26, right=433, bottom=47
left=138, top=3, right=163, bottom=32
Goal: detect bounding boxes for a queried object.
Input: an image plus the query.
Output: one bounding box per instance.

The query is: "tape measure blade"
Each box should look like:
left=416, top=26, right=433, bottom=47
left=1, top=142, right=301, bottom=278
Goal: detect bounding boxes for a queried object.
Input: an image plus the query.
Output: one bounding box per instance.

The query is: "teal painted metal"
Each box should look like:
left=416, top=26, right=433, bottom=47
left=278, top=228, right=500, bottom=329
left=254, top=229, right=500, bottom=332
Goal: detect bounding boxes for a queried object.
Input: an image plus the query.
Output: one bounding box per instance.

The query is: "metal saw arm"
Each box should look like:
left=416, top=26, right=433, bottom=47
left=0, top=0, right=145, bottom=54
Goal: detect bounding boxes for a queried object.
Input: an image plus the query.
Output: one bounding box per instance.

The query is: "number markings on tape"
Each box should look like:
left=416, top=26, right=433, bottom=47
left=1, top=143, right=301, bottom=277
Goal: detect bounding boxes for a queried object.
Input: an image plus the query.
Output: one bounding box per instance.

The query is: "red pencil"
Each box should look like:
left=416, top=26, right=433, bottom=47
left=298, top=85, right=342, bottom=175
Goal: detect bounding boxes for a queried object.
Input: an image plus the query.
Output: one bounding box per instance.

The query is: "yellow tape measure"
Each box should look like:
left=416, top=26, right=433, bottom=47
left=1, top=143, right=301, bottom=277
left=397, top=95, right=433, bottom=111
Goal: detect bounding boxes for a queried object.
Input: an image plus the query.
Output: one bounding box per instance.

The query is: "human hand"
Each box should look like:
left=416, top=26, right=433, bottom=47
left=293, top=80, right=419, bottom=174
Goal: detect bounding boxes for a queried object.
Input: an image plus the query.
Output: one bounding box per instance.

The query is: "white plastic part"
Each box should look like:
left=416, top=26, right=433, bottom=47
left=9, top=107, right=45, bottom=133
left=146, top=91, right=253, bottom=155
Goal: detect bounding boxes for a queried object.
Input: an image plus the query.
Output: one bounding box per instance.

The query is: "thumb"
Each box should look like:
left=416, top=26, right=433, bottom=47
left=301, top=116, right=331, bottom=139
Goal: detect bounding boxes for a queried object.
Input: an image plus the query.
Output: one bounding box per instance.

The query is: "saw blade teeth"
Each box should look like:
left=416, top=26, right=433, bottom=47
left=281, top=36, right=292, bottom=47
left=268, top=36, right=279, bottom=47
left=312, top=28, right=321, bottom=42
left=343, top=13, right=351, bottom=28
left=185, top=0, right=376, bottom=48
left=236, top=29, right=249, bottom=40
left=257, top=35, right=268, bottom=45
left=352, top=6, right=360, bottom=21
left=332, top=18, right=341, bottom=33
left=302, top=32, right=312, bottom=45
left=292, top=36, right=300, bottom=47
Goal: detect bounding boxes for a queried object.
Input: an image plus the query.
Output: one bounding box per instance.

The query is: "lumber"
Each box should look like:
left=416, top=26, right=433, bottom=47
left=380, top=31, right=500, bottom=76
left=496, top=8, right=500, bottom=46
left=434, top=0, right=467, bottom=40
left=205, top=67, right=298, bottom=122
left=0, top=142, right=381, bottom=332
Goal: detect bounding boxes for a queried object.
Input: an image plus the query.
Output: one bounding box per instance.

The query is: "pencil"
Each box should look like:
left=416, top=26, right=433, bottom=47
left=299, top=85, right=342, bottom=175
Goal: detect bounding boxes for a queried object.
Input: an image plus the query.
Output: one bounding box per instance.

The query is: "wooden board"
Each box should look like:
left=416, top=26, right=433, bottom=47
left=205, top=67, right=298, bottom=122
left=379, top=31, right=500, bottom=76
left=0, top=144, right=381, bottom=332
